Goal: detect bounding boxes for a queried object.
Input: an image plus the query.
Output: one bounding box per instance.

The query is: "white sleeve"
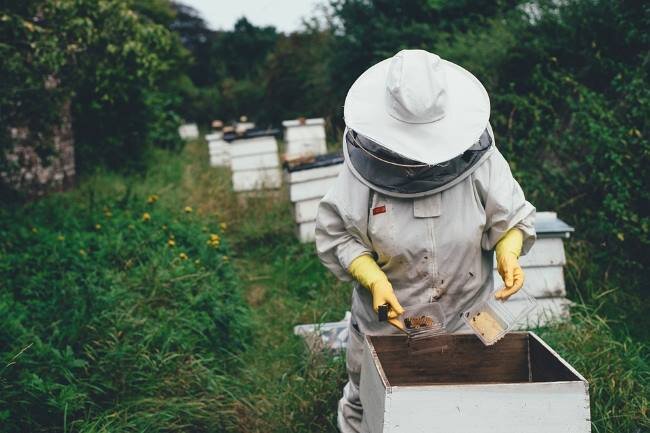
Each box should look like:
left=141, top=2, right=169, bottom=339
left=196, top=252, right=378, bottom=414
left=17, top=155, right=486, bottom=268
left=315, top=165, right=374, bottom=281
left=474, top=148, right=536, bottom=255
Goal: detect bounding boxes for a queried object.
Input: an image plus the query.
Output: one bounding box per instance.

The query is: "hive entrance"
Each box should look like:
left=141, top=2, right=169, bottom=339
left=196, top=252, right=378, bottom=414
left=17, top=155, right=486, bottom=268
left=368, top=333, right=581, bottom=386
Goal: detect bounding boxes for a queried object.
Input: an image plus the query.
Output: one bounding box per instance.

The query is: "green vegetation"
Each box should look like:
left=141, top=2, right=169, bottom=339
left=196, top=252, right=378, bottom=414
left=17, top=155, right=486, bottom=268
left=2, top=0, right=648, bottom=431
left=5, top=140, right=647, bottom=432
left=0, top=149, right=250, bottom=431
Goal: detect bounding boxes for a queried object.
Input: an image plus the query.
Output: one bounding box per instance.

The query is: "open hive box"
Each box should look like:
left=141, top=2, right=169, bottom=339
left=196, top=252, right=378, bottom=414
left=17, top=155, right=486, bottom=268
left=360, top=332, right=590, bottom=433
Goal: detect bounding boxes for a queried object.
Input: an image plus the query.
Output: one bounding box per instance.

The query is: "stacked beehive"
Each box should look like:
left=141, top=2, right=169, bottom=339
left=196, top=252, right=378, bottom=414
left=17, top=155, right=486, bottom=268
left=494, top=211, right=575, bottom=328
left=282, top=118, right=327, bottom=161
left=285, top=154, right=344, bottom=242
left=226, top=129, right=282, bottom=192
left=206, top=131, right=229, bottom=167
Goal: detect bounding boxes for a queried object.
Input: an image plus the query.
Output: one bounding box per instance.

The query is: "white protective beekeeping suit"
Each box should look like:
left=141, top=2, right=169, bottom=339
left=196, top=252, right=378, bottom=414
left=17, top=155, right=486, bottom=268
left=314, top=50, right=536, bottom=433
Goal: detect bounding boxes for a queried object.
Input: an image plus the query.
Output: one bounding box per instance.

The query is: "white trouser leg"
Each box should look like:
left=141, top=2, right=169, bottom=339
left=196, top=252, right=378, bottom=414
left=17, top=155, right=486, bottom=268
left=337, top=321, right=367, bottom=433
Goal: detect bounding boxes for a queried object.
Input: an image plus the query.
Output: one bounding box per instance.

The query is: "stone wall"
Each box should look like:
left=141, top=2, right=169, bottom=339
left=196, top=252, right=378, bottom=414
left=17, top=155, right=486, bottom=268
left=2, top=101, right=75, bottom=197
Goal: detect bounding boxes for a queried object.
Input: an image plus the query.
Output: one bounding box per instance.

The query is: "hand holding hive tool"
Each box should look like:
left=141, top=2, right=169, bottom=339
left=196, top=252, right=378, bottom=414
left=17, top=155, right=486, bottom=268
left=348, top=255, right=405, bottom=331
left=494, top=228, right=525, bottom=300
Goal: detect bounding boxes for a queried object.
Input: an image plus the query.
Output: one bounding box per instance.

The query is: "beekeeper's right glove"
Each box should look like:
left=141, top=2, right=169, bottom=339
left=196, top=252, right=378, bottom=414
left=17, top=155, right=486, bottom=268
left=348, top=254, right=405, bottom=328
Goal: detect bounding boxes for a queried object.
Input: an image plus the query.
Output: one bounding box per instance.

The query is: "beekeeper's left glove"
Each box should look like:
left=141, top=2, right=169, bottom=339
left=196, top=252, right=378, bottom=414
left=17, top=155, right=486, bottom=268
left=495, top=228, right=525, bottom=300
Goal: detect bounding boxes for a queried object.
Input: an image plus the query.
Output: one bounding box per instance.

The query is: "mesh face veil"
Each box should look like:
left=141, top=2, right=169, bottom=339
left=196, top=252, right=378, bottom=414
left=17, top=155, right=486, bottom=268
left=344, top=127, right=493, bottom=196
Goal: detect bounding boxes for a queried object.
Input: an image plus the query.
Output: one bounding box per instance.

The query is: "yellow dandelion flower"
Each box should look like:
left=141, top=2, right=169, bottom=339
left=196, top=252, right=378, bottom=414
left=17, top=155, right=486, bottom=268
left=220, top=222, right=228, bottom=231
left=184, top=206, right=193, bottom=213
left=167, top=238, right=176, bottom=248
left=147, top=194, right=159, bottom=204
left=207, top=233, right=221, bottom=248
left=222, top=255, right=229, bottom=262
left=79, top=249, right=87, bottom=256
left=57, top=235, right=65, bottom=241
left=179, top=252, right=188, bottom=260
left=194, top=259, right=200, bottom=265
left=142, top=212, right=151, bottom=222
left=162, top=224, right=168, bottom=230
left=95, top=224, right=101, bottom=230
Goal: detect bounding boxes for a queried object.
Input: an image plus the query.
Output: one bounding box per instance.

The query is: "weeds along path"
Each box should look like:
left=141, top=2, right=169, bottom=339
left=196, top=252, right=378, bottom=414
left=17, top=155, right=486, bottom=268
left=180, top=139, right=349, bottom=432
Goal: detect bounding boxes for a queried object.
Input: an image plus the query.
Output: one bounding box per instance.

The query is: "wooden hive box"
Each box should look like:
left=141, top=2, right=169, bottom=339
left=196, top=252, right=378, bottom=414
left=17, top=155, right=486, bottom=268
left=226, top=129, right=281, bottom=192
left=282, top=118, right=328, bottom=160
left=284, top=153, right=343, bottom=242
left=360, top=332, right=590, bottom=433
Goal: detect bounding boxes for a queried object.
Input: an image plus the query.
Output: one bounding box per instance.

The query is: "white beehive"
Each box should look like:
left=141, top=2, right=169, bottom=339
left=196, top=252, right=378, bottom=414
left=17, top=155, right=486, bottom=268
left=494, top=212, right=575, bottom=328
left=178, top=123, right=199, bottom=140
left=205, top=132, right=230, bottom=167
left=360, top=332, right=591, bottom=433
left=227, top=130, right=281, bottom=192
left=235, top=121, right=255, bottom=135
left=284, top=154, right=344, bottom=242
left=282, top=118, right=327, bottom=160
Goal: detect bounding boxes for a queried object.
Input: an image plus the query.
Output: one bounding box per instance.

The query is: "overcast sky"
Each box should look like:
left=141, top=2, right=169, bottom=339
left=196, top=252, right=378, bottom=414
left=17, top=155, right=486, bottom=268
left=180, top=0, right=325, bottom=33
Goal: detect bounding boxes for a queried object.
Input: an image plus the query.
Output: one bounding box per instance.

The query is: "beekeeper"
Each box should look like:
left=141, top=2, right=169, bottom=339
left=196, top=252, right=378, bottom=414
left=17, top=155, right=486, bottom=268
left=315, top=49, right=536, bottom=433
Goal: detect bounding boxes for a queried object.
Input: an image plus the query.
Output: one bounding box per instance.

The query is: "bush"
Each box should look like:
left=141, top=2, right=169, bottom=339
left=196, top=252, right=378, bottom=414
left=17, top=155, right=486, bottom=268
left=0, top=0, right=186, bottom=175
left=0, top=186, right=250, bottom=432
left=486, top=0, right=650, bottom=279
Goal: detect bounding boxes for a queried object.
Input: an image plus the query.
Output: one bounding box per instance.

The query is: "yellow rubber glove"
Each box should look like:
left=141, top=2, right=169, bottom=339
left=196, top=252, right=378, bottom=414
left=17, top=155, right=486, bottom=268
left=348, top=255, right=405, bottom=330
left=495, top=228, right=525, bottom=300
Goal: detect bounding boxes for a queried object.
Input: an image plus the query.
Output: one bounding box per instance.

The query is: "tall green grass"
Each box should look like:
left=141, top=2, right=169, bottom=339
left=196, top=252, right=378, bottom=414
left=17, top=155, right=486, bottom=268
left=0, top=152, right=250, bottom=432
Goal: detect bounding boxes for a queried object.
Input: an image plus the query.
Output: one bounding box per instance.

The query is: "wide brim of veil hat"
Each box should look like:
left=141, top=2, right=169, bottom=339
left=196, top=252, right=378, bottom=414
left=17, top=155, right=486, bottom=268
left=343, top=50, right=491, bottom=165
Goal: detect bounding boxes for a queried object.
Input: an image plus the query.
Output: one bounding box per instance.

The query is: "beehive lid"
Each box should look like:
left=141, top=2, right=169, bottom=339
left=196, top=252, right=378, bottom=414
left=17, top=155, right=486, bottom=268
left=282, top=117, right=326, bottom=127
left=535, top=212, right=574, bottom=239
left=285, top=153, right=343, bottom=172
left=223, top=128, right=280, bottom=143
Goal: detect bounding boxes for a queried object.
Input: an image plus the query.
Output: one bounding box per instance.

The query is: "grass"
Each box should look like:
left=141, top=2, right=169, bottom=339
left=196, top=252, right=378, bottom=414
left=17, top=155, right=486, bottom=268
left=1, top=138, right=648, bottom=432
left=0, top=148, right=249, bottom=432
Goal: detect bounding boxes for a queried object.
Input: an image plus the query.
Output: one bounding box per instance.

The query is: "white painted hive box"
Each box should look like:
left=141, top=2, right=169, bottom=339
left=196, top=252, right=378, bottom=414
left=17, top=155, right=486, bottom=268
left=285, top=153, right=343, bottom=242
left=178, top=123, right=199, bottom=140
left=360, top=332, right=590, bottom=433
left=228, top=131, right=281, bottom=192
left=206, top=132, right=230, bottom=167
left=282, top=118, right=327, bottom=159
